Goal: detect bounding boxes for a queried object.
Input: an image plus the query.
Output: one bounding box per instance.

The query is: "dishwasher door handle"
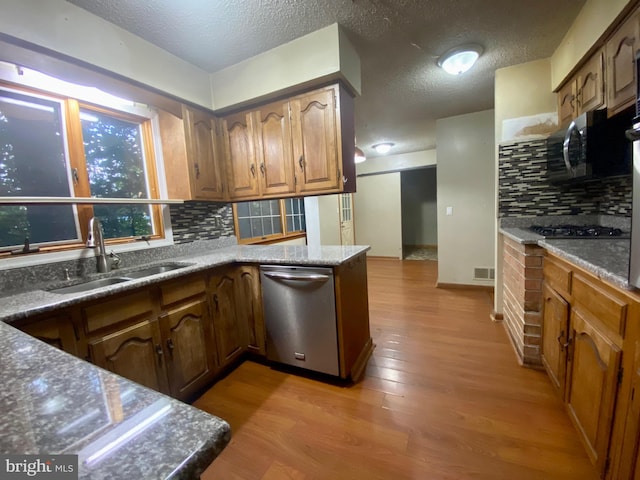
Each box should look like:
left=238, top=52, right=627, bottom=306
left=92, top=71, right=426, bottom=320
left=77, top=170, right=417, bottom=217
left=263, top=271, right=330, bottom=282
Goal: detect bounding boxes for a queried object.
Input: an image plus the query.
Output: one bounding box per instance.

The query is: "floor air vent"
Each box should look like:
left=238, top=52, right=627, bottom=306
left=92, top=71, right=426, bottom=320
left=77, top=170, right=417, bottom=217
left=474, top=267, right=495, bottom=280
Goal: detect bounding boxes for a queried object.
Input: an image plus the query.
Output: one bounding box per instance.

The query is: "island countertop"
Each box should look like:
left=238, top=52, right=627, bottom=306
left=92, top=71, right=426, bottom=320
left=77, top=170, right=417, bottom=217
left=0, top=320, right=230, bottom=479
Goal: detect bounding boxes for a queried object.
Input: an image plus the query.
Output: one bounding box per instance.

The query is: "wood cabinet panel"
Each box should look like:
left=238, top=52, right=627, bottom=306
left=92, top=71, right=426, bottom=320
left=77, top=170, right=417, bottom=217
left=183, top=107, right=225, bottom=201
left=577, top=50, right=605, bottom=115
left=160, top=276, right=206, bottom=307
left=223, top=111, right=260, bottom=199
left=253, top=101, right=295, bottom=197
left=541, top=284, right=570, bottom=398
left=19, top=314, right=79, bottom=356
left=567, top=308, right=622, bottom=474
left=160, top=298, right=215, bottom=400
left=82, top=290, right=153, bottom=334
left=90, top=320, right=169, bottom=393
left=235, top=265, right=265, bottom=356
left=573, top=274, right=628, bottom=339
left=290, top=86, right=341, bottom=193
left=606, top=10, right=640, bottom=113
left=558, top=79, right=577, bottom=126
left=543, top=257, right=572, bottom=296
left=210, top=268, right=244, bottom=366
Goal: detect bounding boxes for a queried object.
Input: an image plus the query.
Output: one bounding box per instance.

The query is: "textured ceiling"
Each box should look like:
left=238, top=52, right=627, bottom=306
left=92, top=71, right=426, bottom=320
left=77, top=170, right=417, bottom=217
left=66, top=0, right=586, bottom=157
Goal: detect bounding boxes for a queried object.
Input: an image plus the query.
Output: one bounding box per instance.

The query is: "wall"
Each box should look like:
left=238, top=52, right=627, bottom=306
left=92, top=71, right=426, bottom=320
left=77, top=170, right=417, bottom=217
left=436, top=110, right=495, bottom=285
left=354, top=173, right=402, bottom=258
left=210, top=23, right=361, bottom=110
left=0, top=0, right=213, bottom=107
left=401, top=168, right=438, bottom=246
left=551, top=0, right=633, bottom=89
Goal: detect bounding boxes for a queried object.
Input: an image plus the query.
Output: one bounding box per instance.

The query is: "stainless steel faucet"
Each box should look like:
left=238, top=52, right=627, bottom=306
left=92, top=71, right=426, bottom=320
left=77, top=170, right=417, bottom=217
left=87, top=217, right=110, bottom=273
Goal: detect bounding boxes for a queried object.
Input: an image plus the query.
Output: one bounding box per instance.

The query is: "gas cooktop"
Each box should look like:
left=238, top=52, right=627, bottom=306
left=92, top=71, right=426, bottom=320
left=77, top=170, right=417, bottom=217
left=529, top=225, right=629, bottom=239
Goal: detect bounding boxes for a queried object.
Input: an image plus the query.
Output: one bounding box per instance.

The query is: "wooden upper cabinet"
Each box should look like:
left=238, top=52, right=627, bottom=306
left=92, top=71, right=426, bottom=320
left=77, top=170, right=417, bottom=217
left=183, top=107, right=226, bottom=200
left=158, top=106, right=225, bottom=201
left=606, top=9, right=640, bottom=114
left=566, top=308, right=622, bottom=475
left=223, top=111, right=260, bottom=199
left=577, top=49, right=605, bottom=115
left=252, top=101, right=295, bottom=197
left=541, top=284, right=570, bottom=399
left=290, top=86, right=341, bottom=193
left=558, top=79, right=578, bottom=126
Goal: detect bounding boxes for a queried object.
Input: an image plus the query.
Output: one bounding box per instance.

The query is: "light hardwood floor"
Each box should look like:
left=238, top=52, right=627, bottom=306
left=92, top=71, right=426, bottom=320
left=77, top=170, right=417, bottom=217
left=196, top=258, right=597, bottom=480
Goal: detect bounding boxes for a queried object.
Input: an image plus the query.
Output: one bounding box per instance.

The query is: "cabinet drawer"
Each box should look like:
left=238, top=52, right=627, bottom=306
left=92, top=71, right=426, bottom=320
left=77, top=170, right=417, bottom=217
left=572, top=274, right=628, bottom=338
left=544, top=258, right=572, bottom=294
left=83, top=291, right=153, bottom=334
left=160, top=276, right=206, bottom=306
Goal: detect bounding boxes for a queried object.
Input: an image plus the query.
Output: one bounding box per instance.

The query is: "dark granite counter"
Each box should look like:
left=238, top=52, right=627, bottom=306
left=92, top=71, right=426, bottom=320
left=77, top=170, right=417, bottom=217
left=499, top=224, right=633, bottom=290
left=0, top=320, right=230, bottom=479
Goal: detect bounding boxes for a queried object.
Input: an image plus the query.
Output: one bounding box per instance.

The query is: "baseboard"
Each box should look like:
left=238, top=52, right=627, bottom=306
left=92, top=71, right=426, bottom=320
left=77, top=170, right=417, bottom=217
left=436, top=282, right=494, bottom=292
left=490, top=310, right=504, bottom=322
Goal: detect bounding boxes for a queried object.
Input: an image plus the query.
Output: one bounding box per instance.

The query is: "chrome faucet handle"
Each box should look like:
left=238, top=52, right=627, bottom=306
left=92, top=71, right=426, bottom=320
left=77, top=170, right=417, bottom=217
left=109, top=251, right=121, bottom=269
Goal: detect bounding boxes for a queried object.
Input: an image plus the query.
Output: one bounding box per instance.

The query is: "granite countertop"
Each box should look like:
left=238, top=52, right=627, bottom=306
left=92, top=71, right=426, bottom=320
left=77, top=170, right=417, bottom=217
left=0, top=320, right=230, bottom=479
left=499, top=225, right=633, bottom=290
left=0, top=244, right=370, bottom=324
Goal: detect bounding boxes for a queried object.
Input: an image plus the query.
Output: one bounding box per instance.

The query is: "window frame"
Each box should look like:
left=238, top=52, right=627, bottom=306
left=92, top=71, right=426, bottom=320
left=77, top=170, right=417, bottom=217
left=0, top=81, right=165, bottom=256
left=232, top=199, right=306, bottom=244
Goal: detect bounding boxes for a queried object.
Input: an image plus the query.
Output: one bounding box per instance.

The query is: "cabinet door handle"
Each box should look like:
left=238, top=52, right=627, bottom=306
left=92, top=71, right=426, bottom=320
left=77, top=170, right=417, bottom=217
left=299, top=155, right=304, bottom=171
left=155, top=344, right=164, bottom=358
left=166, top=338, right=174, bottom=355
left=213, top=293, right=219, bottom=312
left=250, top=164, right=256, bottom=178
left=194, top=163, right=200, bottom=179
left=260, top=163, right=265, bottom=177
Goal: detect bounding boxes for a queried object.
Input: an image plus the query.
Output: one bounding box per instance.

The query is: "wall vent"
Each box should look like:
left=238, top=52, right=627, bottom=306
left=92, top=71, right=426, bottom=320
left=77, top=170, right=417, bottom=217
left=474, top=267, right=495, bottom=280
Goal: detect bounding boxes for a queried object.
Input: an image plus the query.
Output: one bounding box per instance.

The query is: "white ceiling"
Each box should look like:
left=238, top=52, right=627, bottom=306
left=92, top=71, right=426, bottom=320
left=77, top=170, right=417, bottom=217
left=66, top=0, right=586, bottom=157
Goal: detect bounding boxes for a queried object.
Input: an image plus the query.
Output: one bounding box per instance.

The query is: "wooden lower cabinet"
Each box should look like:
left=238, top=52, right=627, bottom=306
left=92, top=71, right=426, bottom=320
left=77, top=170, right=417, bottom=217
left=566, top=308, right=622, bottom=474
left=90, top=319, right=170, bottom=393
left=210, top=268, right=245, bottom=367
left=236, top=265, right=266, bottom=356
left=18, top=313, right=79, bottom=357
left=541, top=284, right=570, bottom=398
left=160, top=298, right=216, bottom=401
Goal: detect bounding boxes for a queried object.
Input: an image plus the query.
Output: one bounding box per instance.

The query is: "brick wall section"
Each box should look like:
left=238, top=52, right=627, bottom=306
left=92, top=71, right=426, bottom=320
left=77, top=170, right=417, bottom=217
left=502, top=236, right=544, bottom=367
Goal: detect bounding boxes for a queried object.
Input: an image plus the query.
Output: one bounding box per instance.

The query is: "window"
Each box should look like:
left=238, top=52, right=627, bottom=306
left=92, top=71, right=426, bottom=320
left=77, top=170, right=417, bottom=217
left=234, top=199, right=306, bottom=244
left=0, top=80, right=162, bottom=252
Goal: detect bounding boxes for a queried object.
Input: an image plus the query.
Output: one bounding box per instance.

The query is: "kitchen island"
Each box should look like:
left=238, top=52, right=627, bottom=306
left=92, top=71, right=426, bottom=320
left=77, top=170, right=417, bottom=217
left=0, top=243, right=372, bottom=479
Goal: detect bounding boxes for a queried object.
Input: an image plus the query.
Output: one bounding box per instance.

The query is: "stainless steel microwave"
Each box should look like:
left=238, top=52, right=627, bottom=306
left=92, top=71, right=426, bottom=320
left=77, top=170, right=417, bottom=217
left=547, top=107, right=633, bottom=184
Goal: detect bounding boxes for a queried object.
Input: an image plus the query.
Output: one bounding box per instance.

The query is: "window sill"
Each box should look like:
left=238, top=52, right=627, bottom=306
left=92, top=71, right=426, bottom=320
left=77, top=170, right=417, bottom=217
left=238, top=232, right=307, bottom=245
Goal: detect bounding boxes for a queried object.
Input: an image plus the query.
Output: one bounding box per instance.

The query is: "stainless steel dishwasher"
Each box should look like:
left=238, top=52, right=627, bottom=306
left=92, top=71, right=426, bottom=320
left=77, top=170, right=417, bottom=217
left=260, top=265, right=339, bottom=376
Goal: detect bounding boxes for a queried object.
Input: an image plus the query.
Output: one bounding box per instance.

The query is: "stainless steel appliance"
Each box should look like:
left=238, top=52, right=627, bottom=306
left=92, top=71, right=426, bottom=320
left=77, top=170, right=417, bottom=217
left=260, top=265, right=340, bottom=376
left=627, top=119, right=640, bottom=288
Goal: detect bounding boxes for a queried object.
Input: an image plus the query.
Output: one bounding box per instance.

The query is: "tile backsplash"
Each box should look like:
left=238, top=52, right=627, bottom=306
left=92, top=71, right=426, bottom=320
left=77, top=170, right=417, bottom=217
left=498, top=139, right=632, bottom=218
left=169, top=201, right=235, bottom=243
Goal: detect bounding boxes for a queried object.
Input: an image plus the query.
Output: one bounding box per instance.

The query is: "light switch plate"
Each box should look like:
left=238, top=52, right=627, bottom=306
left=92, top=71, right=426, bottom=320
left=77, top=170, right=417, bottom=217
left=446, top=206, right=453, bottom=216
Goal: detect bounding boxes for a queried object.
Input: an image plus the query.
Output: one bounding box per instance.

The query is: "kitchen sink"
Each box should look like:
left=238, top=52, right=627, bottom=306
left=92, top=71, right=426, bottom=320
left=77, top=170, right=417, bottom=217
left=48, top=277, right=132, bottom=294
left=122, top=263, right=193, bottom=279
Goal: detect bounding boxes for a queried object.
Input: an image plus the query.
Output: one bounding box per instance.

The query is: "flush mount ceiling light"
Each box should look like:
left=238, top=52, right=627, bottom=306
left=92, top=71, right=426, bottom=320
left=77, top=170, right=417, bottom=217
left=372, top=142, right=394, bottom=155
left=354, top=146, right=366, bottom=164
left=437, top=44, right=483, bottom=75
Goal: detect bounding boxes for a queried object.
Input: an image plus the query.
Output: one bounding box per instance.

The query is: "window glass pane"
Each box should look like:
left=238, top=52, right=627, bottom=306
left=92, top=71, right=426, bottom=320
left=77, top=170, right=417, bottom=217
left=263, top=217, right=273, bottom=235
left=80, top=109, right=152, bottom=239
left=272, top=216, right=282, bottom=234
left=286, top=216, right=293, bottom=233
left=250, top=218, right=263, bottom=237
left=249, top=201, right=261, bottom=216
left=238, top=218, right=251, bottom=238
left=0, top=89, right=78, bottom=247
left=237, top=202, right=249, bottom=217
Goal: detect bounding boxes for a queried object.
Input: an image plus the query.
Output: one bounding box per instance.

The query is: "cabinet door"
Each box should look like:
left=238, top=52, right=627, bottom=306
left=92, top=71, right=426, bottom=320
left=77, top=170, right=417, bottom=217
left=606, top=10, right=640, bottom=113
left=223, top=111, right=260, bottom=199
left=236, top=265, right=266, bottom=356
left=160, top=298, right=215, bottom=400
left=184, top=107, right=225, bottom=201
left=19, top=314, right=79, bottom=357
left=210, top=269, right=244, bottom=366
left=577, top=50, right=605, bottom=115
left=89, top=320, right=170, bottom=394
left=541, top=284, right=570, bottom=398
left=558, top=79, right=577, bottom=127
left=290, top=86, right=341, bottom=193
left=566, top=308, right=622, bottom=474
left=253, top=102, right=295, bottom=197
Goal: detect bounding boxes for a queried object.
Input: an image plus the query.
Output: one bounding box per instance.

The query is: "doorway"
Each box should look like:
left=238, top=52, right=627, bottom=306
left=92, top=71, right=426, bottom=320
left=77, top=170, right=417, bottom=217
left=400, top=167, right=437, bottom=260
